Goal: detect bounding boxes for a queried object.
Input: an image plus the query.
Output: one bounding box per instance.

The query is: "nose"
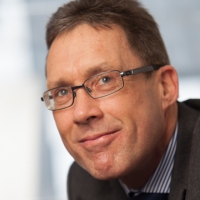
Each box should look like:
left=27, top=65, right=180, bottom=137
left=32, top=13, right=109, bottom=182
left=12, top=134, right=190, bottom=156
left=72, top=88, right=103, bottom=124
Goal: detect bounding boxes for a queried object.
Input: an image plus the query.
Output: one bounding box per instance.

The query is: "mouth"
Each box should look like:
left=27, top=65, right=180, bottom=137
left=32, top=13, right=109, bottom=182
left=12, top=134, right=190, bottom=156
left=79, top=131, right=119, bottom=151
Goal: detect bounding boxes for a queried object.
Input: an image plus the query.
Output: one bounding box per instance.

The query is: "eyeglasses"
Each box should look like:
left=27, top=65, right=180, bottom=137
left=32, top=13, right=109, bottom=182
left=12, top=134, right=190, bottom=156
left=41, top=64, right=163, bottom=111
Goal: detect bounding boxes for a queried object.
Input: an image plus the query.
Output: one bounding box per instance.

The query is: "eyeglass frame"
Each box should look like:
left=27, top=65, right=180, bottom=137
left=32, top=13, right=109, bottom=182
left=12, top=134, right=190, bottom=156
left=41, top=64, right=164, bottom=111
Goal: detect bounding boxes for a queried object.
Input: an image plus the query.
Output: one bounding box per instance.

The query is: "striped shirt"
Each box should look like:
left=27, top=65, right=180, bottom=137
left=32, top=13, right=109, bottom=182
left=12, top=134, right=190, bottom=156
left=120, top=124, right=178, bottom=197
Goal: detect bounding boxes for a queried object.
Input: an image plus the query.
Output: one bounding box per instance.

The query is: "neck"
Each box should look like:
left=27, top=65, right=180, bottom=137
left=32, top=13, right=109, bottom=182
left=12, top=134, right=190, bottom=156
left=120, top=102, right=178, bottom=190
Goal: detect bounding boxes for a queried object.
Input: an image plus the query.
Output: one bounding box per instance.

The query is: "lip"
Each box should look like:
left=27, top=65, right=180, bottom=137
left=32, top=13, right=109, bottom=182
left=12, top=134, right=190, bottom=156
left=79, top=131, right=119, bottom=151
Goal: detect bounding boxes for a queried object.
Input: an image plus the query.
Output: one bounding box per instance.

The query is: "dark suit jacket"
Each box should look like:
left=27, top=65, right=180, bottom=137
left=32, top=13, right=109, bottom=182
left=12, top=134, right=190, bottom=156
left=67, top=100, right=200, bottom=200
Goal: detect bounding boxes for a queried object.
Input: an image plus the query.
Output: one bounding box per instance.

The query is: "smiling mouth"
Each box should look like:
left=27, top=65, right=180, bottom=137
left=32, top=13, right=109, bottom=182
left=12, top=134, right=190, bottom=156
left=81, top=131, right=116, bottom=142
left=79, top=131, right=119, bottom=151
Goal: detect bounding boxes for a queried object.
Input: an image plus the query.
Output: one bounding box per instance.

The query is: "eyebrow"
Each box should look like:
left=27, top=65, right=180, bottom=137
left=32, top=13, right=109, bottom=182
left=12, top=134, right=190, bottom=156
left=85, top=62, right=113, bottom=77
left=48, top=79, right=70, bottom=89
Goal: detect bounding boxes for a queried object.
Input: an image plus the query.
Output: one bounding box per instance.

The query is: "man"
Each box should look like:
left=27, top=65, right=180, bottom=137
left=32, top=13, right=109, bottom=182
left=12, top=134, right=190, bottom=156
left=41, top=0, right=200, bottom=199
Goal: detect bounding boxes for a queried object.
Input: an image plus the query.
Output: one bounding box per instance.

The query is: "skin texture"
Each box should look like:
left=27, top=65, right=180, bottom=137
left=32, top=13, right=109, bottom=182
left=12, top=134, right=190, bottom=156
left=46, top=24, right=179, bottom=189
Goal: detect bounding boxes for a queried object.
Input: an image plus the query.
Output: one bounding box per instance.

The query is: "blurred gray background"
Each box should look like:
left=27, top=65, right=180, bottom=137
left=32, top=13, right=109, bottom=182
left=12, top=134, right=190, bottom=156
left=0, top=0, right=199, bottom=199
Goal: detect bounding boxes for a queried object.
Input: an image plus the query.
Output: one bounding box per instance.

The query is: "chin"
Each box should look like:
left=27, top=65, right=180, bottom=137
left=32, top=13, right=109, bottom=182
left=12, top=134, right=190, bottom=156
left=85, top=163, right=124, bottom=181
left=91, top=170, right=119, bottom=180
left=76, top=151, right=127, bottom=180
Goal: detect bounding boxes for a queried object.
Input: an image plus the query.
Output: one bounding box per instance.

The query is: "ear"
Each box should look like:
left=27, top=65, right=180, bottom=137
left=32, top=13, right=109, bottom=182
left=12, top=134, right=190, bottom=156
left=157, top=65, right=179, bottom=111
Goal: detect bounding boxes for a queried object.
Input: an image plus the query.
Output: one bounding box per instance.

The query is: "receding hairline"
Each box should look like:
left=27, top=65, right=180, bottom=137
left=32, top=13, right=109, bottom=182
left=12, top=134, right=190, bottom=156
left=48, top=21, right=128, bottom=48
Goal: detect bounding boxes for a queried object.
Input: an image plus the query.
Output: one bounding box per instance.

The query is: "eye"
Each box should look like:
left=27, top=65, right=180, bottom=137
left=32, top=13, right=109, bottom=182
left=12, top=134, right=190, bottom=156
left=99, top=76, right=111, bottom=84
left=57, top=89, right=69, bottom=96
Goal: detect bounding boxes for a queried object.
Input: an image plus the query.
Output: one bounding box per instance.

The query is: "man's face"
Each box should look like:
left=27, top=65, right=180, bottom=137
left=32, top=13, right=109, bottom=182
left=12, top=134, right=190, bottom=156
left=46, top=24, right=166, bottom=180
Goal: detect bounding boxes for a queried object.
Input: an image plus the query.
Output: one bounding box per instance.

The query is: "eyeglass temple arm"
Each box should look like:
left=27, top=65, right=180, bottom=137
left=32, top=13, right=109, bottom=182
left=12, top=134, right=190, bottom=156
left=121, top=64, right=164, bottom=77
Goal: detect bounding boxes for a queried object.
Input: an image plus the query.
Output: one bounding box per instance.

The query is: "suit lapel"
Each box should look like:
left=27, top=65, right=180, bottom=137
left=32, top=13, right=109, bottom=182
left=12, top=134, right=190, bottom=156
left=186, top=100, right=200, bottom=199
left=169, top=101, right=200, bottom=200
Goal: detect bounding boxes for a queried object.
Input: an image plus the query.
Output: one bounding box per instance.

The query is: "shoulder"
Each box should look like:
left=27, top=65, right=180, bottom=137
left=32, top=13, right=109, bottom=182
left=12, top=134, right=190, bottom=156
left=169, top=99, right=200, bottom=199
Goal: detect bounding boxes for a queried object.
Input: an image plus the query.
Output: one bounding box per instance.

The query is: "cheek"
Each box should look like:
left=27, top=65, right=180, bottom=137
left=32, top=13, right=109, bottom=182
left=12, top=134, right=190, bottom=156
left=115, top=85, right=163, bottom=140
left=53, top=111, right=71, bottom=133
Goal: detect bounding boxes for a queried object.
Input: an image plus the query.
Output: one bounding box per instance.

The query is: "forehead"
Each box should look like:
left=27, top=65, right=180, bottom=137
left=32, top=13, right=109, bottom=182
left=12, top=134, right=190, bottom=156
left=46, top=24, right=141, bottom=89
